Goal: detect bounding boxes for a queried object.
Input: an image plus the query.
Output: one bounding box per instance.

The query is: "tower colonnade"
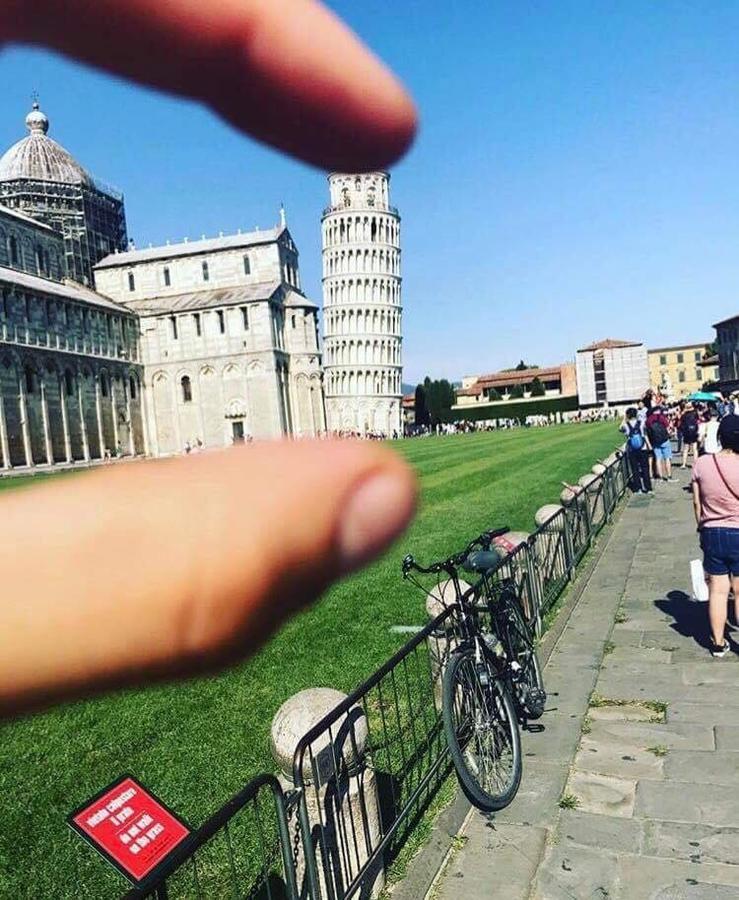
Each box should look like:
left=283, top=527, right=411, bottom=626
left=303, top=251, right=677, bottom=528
left=321, top=172, right=402, bottom=436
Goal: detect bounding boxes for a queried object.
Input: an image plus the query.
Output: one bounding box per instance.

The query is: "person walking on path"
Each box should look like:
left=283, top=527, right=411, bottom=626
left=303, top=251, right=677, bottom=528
left=680, top=402, right=700, bottom=468
left=692, top=414, right=739, bottom=657
left=646, top=405, right=675, bottom=482
left=622, top=407, right=653, bottom=494
left=700, top=408, right=722, bottom=455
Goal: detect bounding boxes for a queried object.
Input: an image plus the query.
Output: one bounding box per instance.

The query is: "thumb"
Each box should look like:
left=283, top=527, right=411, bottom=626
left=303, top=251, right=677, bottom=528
left=0, top=440, right=417, bottom=716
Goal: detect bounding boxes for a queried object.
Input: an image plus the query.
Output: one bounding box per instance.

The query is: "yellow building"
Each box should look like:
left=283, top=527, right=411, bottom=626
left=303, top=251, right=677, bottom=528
left=648, top=343, right=717, bottom=399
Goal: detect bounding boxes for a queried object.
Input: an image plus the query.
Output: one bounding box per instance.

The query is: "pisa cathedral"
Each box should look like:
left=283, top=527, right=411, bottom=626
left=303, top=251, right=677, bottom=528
left=0, top=102, right=326, bottom=471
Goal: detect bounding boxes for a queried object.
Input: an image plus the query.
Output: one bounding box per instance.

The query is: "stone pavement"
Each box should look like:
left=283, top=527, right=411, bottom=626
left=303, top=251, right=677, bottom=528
left=431, top=468, right=739, bottom=899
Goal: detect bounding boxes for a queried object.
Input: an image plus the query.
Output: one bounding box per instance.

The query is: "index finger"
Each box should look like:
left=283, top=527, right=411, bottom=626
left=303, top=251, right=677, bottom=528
left=2, top=0, right=417, bottom=171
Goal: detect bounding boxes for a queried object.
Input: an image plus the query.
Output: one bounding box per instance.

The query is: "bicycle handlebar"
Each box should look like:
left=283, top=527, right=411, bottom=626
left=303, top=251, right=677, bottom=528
left=402, top=526, right=510, bottom=577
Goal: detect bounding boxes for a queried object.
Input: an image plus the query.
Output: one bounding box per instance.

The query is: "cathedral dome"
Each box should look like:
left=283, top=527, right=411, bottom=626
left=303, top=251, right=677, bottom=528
left=0, top=102, right=91, bottom=186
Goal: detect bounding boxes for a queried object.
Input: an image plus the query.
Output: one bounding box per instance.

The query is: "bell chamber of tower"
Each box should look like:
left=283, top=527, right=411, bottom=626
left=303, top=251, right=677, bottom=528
left=321, top=172, right=402, bottom=437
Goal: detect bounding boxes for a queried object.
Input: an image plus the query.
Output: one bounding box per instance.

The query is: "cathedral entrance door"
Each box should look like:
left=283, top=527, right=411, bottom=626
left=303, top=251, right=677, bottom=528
left=231, top=420, right=245, bottom=444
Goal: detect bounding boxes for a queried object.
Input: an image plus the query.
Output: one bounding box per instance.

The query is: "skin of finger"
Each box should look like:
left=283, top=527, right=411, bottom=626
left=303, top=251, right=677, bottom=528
left=2, top=0, right=417, bottom=170
left=0, top=440, right=417, bottom=716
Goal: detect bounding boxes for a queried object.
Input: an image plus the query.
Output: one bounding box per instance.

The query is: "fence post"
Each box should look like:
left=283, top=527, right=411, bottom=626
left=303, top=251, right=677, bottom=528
left=534, top=504, right=567, bottom=617
left=271, top=688, right=384, bottom=900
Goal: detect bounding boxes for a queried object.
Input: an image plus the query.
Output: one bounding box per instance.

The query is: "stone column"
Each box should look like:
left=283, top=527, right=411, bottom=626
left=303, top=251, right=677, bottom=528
left=124, top=380, right=135, bottom=455
left=110, top=377, right=120, bottom=454
left=59, top=376, right=72, bottom=463
left=0, top=383, right=10, bottom=470
left=94, top=376, right=105, bottom=457
left=76, top=373, right=90, bottom=462
left=18, top=371, right=33, bottom=468
left=140, top=381, right=153, bottom=457
left=39, top=378, right=53, bottom=465
left=271, top=688, right=384, bottom=900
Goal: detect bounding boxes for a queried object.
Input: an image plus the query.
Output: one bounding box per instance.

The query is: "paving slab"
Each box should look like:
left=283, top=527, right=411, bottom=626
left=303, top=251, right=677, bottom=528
left=635, top=781, right=739, bottom=827
left=566, top=770, right=636, bottom=818
left=432, top=822, right=547, bottom=900
left=573, top=737, right=665, bottom=780
left=644, top=820, right=739, bottom=866
left=664, top=750, right=739, bottom=785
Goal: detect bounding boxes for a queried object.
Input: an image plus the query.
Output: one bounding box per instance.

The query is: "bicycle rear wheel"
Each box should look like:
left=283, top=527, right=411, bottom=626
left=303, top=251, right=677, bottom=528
left=442, top=647, right=522, bottom=811
left=505, top=600, right=546, bottom=719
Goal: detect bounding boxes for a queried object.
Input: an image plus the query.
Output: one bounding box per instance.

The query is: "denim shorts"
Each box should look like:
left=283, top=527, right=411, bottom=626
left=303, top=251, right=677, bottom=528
left=700, top=527, right=739, bottom=576
left=653, top=441, right=672, bottom=461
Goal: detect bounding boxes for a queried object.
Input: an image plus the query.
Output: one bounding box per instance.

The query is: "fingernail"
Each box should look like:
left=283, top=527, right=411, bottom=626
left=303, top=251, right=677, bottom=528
left=337, top=470, right=416, bottom=573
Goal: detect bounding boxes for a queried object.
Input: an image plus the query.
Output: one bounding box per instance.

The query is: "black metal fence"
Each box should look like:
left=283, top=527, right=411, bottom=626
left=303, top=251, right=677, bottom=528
left=120, top=451, right=630, bottom=900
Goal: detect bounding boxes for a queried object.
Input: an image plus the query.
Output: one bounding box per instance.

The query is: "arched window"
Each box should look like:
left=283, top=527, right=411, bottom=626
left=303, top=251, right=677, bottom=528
left=25, top=366, right=35, bottom=394
left=170, top=316, right=178, bottom=340
left=127, top=271, right=135, bottom=292
left=101, top=374, right=109, bottom=397
left=217, top=310, right=225, bottom=334
left=64, top=369, right=74, bottom=397
left=9, top=236, right=18, bottom=266
left=202, top=260, right=209, bottom=282
left=181, top=375, right=192, bottom=403
left=243, top=254, right=251, bottom=275
left=163, top=266, right=171, bottom=287
left=129, top=376, right=137, bottom=399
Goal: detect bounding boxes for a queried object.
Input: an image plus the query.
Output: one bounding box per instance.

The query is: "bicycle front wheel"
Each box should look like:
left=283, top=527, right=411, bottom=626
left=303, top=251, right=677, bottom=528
left=442, top=648, right=522, bottom=811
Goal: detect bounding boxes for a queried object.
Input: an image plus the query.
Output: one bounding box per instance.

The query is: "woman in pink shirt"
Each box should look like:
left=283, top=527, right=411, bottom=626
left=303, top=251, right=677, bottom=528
left=692, top=415, right=739, bottom=657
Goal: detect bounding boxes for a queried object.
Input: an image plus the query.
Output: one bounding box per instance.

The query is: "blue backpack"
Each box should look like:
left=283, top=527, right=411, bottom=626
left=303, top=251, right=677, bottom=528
left=627, top=422, right=644, bottom=451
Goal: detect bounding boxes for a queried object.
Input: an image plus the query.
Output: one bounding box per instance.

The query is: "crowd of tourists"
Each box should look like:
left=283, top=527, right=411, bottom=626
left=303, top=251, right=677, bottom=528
left=622, top=388, right=739, bottom=659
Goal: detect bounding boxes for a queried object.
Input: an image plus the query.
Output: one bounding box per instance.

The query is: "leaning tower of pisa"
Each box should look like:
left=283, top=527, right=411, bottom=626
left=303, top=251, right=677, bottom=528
left=321, top=172, right=402, bottom=436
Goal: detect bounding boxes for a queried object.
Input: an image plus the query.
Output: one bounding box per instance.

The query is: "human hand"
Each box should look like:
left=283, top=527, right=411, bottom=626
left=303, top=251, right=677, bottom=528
left=0, top=0, right=418, bottom=717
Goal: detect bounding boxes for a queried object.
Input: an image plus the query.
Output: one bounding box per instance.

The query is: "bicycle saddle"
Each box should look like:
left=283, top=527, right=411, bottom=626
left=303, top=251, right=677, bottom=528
left=464, top=550, right=501, bottom=573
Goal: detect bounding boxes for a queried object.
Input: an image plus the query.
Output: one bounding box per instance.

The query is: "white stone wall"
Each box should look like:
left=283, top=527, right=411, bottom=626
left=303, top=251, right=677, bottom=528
left=321, top=172, right=402, bottom=436
left=0, top=207, right=66, bottom=281
left=94, top=233, right=300, bottom=303
left=95, top=228, right=325, bottom=450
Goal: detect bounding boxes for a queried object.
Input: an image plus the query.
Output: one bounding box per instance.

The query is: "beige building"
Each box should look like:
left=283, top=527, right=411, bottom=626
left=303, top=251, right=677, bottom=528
left=95, top=221, right=325, bottom=452
left=455, top=364, right=577, bottom=408
left=648, top=343, right=714, bottom=399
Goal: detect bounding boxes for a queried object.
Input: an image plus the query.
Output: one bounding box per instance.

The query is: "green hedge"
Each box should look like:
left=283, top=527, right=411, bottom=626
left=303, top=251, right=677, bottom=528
left=452, top=395, right=579, bottom=422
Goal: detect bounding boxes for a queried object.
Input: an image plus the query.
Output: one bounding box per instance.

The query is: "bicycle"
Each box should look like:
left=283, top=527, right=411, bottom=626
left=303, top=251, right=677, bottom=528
left=402, top=528, right=545, bottom=812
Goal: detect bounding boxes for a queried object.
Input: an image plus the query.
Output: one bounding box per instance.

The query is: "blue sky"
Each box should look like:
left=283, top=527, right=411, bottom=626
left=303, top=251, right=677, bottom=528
left=2, top=1, right=739, bottom=383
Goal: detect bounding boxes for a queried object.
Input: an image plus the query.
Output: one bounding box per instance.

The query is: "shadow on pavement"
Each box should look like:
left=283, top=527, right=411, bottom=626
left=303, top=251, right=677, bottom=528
left=655, top=590, right=710, bottom=650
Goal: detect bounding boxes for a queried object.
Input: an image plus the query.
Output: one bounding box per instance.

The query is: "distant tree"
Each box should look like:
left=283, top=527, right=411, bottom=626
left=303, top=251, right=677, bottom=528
left=423, top=376, right=456, bottom=425
left=515, top=360, right=528, bottom=371
left=530, top=376, right=546, bottom=397
left=703, top=341, right=718, bottom=359
left=487, top=388, right=502, bottom=401
left=414, top=383, right=430, bottom=427
left=509, top=384, right=525, bottom=399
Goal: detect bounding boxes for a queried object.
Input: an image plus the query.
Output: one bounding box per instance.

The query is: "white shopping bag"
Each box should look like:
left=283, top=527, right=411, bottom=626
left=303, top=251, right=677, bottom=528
left=690, top=559, right=709, bottom=602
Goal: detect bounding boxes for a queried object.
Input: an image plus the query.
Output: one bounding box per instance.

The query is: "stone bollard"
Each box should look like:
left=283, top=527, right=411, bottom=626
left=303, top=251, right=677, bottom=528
left=271, top=688, right=384, bottom=899
left=560, top=482, right=584, bottom=507
left=426, top=578, right=469, bottom=710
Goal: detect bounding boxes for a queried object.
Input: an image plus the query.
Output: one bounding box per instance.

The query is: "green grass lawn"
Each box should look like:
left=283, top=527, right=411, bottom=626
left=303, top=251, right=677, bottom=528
left=0, top=423, right=621, bottom=897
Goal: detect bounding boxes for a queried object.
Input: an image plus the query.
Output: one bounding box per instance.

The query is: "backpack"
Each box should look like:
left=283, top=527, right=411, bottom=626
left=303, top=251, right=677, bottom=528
left=627, top=422, right=644, bottom=451
left=647, top=418, right=669, bottom=447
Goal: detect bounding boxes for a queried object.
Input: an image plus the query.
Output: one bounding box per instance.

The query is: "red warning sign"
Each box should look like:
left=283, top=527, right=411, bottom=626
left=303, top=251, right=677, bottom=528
left=68, top=775, right=191, bottom=885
